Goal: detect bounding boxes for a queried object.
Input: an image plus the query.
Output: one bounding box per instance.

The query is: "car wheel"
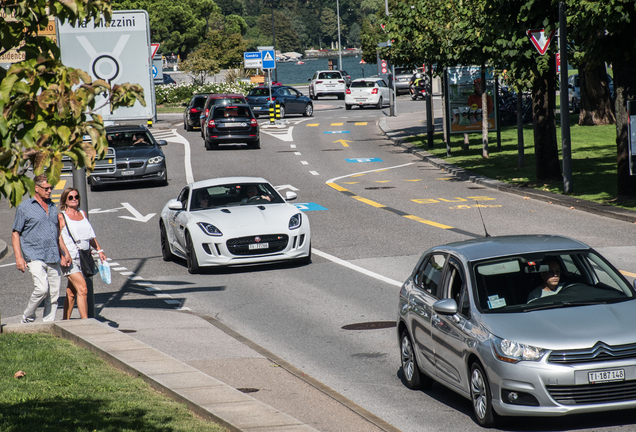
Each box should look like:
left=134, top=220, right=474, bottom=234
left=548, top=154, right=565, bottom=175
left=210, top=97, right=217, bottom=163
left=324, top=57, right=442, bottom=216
left=89, top=177, right=100, bottom=192
left=205, top=139, right=211, bottom=151
left=345, top=104, right=351, bottom=110
left=470, top=362, right=498, bottom=427
left=185, top=232, right=200, bottom=274
left=400, top=330, right=433, bottom=390
left=160, top=221, right=173, bottom=262
left=376, top=97, right=383, bottom=109
left=251, top=139, right=261, bottom=149
left=279, top=105, right=286, bottom=119
left=337, top=94, right=344, bottom=100
left=303, top=103, right=313, bottom=117
left=298, top=243, right=312, bottom=265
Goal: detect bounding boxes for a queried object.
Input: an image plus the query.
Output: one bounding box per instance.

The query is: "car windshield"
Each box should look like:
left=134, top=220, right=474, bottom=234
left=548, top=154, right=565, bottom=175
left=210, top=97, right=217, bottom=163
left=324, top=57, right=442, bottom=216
left=190, top=183, right=285, bottom=210
left=248, top=88, right=272, bottom=97
left=472, top=250, right=634, bottom=313
left=212, top=106, right=252, bottom=119
left=318, top=72, right=342, bottom=80
left=106, top=131, right=154, bottom=148
left=192, top=97, right=207, bottom=108
left=351, top=81, right=376, bottom=88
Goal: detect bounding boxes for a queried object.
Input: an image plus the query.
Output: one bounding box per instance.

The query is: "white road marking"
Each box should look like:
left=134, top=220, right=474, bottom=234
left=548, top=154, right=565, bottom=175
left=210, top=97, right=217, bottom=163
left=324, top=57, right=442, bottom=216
left=310, top=171, right=320, bottom=176
left=301, top=161, right=309, bottom=165
left=166, top=129, right=194, bottom=184
left=313, top=248, right=402, bottom=287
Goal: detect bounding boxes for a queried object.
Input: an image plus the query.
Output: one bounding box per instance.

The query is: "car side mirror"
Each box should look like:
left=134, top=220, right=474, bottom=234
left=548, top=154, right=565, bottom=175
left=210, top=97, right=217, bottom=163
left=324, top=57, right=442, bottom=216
left=285, top=191, right=297, bottom=201
left=167, top=199, right=183, bottom=211
left=158, top=140, right=168, bottom=146
left=433, top=298, right=458, bottom=315
left=307, top=78, right=311, bottom=81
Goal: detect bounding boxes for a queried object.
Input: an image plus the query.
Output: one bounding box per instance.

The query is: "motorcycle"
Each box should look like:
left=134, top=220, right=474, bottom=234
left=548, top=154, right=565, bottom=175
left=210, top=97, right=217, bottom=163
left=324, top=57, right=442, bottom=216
left=409, top=80, right=427, bottom=100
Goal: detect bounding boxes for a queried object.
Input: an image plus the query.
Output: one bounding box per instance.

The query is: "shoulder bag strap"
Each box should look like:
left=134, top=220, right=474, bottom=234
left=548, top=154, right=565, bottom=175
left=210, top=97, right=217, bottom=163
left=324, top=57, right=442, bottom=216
left=61, top=212, right=78, bottom=245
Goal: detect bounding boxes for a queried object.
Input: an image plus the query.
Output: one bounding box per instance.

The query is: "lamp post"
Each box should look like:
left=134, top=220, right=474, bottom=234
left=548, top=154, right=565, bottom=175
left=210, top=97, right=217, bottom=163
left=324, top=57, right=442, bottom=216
left=336, top=0, right=342, bottom=70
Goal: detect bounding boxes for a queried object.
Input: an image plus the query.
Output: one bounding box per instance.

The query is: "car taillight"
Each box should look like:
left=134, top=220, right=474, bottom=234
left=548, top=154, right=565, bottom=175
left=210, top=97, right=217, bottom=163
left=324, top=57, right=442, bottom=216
left=189, top=108, right=200, bottom=113
left=338, top=80, right=345, bottom=84
left=371, top=88, right=378, bottom=94
left=315, top=81, right=323, bottom=84
left=250, top=118, right=258, bottom=126
left=207, top=119, right=216, bottom=128
left=205, top=109, right=209, bottom=117
left=346, top=89, right=351, bottom=94
left=267, top=97, right=276, bottom=101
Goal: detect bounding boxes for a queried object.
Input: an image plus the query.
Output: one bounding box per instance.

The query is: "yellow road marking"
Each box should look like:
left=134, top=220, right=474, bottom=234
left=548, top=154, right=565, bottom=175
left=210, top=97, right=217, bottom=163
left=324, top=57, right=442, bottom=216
left=54, top=180, right=67, bottom=190
left=326, top=182, right=349, bottom=192
left=373, top=180, right=391, bottom=183
left=375, top=169, right=389, bottom=173
left=307, top=123, right=319, bottom=127
left=333, top=139, right=351, bottom=147
left=621, top=270, right=636, bottom=278
left=436, top=177, right=454, bottom=181
left=342, top=182, right=359, bottom=184
left=331, top=122, right=344, bottom=126
left=405, top=179, right=423, bottom=182
left=351, top=173, right=366, bottom=177
left=355, top=122, right=367, bottom=126
left=403, top=215, right=454, bottom=229
left=354, top=196, right=385, bottom=208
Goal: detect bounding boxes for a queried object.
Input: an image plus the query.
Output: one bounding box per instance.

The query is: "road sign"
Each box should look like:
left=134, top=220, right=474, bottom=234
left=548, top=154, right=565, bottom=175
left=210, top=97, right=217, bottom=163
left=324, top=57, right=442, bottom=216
left=58, top=10, right=155, bottom=122
left=150, top=43, right=160, bottom=59
left=526, top=29, right=555, bottom=55
left=244, top=51, right=262, bottom=68
left=261, top=49, right=276, bottom=69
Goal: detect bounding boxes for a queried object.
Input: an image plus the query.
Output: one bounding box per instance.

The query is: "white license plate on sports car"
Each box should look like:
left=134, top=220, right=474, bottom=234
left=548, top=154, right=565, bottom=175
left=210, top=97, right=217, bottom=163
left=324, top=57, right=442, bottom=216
left=121, top=170, right=134, bottom=176
left=588, top=369, right=625, bottom=383
left=249, top=243, right=269, bottom=250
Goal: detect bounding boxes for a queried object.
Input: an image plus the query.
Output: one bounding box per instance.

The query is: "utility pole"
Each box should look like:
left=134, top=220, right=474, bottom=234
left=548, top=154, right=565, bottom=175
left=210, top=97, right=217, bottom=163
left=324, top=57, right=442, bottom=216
left=559, top=2, right=572, bottom=193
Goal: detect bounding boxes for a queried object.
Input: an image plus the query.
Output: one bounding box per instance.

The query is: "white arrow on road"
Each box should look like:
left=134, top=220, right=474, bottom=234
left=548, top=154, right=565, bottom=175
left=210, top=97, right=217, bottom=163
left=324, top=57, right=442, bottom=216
left=275, top=184, right=299, bottom=192
left=89, top=206, right=125, bottom=214
left=119, top=202, right=156, bottom=222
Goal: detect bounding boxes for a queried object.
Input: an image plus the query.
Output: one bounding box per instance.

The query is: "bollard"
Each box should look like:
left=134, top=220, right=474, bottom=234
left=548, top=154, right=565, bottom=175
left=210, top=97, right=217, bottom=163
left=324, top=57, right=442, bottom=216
left=275, top=102, right=281, bottom=120
left=269, top=104, right=275, bottom=124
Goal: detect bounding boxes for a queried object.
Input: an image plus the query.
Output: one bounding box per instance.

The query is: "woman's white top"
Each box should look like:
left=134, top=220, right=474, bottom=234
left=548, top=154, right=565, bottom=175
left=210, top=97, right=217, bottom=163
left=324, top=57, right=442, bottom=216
left=61, top=210, right=95, bottom=258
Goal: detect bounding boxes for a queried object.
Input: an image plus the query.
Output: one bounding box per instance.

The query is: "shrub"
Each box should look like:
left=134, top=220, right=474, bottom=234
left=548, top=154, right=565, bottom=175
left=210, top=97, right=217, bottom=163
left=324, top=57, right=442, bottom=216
left=155, top=81, right=258, bottom=105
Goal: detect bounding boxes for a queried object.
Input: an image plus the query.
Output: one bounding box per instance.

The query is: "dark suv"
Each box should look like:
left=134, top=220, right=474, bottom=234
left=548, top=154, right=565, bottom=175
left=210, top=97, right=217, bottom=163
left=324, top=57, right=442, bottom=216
left=199, top=93, right=248, bottom=134
left=203, top=104, right=260, bottom=150
left=183, top=93, right=210, bottom=131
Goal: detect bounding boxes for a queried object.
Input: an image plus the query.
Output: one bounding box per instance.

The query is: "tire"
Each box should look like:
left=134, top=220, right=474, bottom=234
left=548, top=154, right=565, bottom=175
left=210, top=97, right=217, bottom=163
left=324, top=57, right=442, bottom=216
left=337, top=94, right=344, bottom=100
left=160, top=222, right=173, bottom=262
left=411, top=90, right=417, bottom=101
left=303, top=103, right=313, bottom=117
left=185, top=232, right=200, bottom=274
left=298, top=243, right=312, bottom=265
left=470, top=362, right=498, bottom=427
left=251, top=139, right=261, bottom=149
left=279, top=105, right=286, bottom=119
left=345, top=104, right=351, bottom=110
left=89, top=177, right=100, bottom=192
left=376, top=97, right=383, bottom=110
left=183, top=120, right=188, bottom=131
left=400, top=330, right=434, bottom=390
left=205, top=139, right=211, bottom=151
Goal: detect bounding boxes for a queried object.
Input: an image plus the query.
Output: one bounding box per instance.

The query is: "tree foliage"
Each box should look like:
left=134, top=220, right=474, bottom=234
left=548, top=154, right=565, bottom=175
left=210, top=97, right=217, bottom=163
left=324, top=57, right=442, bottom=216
left=0, top=0, right=145, bottom=206
left=256, top=11, right=301, bottom=53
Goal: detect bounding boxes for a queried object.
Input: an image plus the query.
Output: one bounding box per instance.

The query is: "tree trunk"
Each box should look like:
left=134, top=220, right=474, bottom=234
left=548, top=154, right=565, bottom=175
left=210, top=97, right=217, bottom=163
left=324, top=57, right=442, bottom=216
left=613, top=60, right=636, bottom=199
left=532, top=58, right=561, bottom=182
left=579, top=61, right=616, bottom=126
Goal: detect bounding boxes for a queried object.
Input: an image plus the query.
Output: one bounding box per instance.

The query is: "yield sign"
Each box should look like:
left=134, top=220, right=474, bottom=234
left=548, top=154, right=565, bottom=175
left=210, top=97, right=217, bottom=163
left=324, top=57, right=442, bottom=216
left=526, top=29, right=555, bottom=55
left=150, top=43, right=160, bottom=59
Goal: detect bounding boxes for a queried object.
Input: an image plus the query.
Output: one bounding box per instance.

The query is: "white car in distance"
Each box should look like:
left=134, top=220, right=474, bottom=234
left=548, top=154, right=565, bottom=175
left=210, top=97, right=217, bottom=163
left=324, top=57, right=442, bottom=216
left=345, top=78, right=391, bottom=110
left=308, top=70, right=347, bottom=100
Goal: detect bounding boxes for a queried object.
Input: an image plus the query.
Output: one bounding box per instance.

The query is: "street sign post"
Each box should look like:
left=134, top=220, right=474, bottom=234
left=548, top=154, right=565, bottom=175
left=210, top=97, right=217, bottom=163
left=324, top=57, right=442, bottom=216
left=526, top=28, right=555, bottom=55
left=58, top=10, right=156, bottom=123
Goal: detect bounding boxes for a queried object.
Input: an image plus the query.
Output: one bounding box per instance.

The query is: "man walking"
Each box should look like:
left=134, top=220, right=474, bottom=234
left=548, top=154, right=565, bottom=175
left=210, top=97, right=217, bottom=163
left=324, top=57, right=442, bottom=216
left=12, top=174, right=70, bottom=322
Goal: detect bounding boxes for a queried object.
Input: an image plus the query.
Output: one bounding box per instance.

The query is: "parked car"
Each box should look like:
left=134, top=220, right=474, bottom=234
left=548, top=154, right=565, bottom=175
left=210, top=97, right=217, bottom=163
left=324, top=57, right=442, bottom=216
left=183, top=93, right=210, bottom=131
left=340, top=70, right=352, bottom=87
left=568, top=73, right=614, bottom=114
left=159, top=176, right=311, bottom=273
left=246, top=86, right=313, bottom=118
left=345, top=78, right=391, bottom=110
left=398, top=234, right=636, bottom=427
left=394, top=67, right=417, bottom=95
left=87, top=125, right=168, bottom=191
left=202, top=103, right=260, bottom=150
left=307, top=70, right=346, bottom=100
left=199, top=93, right=248, bottom=133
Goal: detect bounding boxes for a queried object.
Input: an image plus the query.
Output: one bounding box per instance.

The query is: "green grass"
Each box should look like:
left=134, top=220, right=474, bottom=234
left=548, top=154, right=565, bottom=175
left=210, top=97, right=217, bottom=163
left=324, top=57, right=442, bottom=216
left=406, top=112, right=636, bottom=211
left=157, top=105, right=183, bottom=114
left=0, top=333, right=227, bottom=432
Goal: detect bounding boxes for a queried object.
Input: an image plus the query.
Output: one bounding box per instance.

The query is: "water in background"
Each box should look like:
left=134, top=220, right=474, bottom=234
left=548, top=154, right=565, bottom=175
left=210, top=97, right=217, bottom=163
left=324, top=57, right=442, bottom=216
left=272, top=55, right=378, bottom=85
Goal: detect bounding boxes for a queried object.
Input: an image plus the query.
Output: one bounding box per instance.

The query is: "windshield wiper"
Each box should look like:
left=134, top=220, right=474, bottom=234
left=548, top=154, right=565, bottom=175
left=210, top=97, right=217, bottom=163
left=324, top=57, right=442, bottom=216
left=523, top=300, right=608, bottom=312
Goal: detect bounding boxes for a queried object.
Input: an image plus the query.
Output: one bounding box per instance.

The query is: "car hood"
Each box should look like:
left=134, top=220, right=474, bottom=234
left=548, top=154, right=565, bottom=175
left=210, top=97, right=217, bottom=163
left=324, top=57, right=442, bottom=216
left=113, top=147, right=160, bottom=158
left=193, top=204, right=298, bottom=230
left=480, top=300, right=636, bottom=349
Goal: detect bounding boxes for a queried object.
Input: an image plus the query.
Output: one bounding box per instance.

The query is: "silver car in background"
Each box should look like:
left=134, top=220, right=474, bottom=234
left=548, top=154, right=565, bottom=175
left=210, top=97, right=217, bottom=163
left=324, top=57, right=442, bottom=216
left=398, top=235, right=636, bottom=427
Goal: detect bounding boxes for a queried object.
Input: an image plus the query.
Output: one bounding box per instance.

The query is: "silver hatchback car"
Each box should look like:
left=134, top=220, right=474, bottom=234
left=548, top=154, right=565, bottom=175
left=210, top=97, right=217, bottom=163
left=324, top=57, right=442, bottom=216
left=398, top=235, right=636, bottom=427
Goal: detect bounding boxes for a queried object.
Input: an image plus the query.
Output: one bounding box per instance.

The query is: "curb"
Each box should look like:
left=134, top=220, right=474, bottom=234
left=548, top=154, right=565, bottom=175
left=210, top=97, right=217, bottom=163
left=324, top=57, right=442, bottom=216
left=2, top=320, right=320, bottom=432
left=378, top=117, right=636, bottom=224
left=0, top=239, right=7, bottom=260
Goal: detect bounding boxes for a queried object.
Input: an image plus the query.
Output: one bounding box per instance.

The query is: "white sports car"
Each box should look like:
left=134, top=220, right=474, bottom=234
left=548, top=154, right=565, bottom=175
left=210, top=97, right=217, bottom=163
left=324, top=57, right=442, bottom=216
left=160, top=177, right=311, bottom=273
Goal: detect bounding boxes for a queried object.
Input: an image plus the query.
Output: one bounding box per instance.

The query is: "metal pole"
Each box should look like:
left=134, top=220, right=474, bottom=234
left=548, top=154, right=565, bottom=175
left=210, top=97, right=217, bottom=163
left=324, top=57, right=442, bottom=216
left=389, top=64, right=395, bottom=116
left=559, top=2, right=572, bottom=193
left=271, top=5, right=278, bottom=83
left=336, top=0, right=342, bottom=70
left=426, top=64, right=434, bottom=149
left=72, top=167, right=94, bottom=318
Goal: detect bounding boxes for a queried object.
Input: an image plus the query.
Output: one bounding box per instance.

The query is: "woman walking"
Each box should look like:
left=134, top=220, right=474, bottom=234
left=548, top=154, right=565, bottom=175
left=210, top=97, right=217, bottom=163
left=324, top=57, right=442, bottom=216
left=58, top=188, right=107, bottom=319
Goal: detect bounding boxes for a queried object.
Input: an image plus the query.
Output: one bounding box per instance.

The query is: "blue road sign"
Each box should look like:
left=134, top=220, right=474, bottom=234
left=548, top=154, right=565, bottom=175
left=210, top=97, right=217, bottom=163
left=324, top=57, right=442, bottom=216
left=261, top=49, right=276, bottom=69
left=152, top=64, right=158, bottom=78
left=244, top=52, right=262, bottom=68
left=324, top=131, right=350, bottom=134
left=294, top=202, right=328, bottom=211
left=345, top=158, right=383, bottom=163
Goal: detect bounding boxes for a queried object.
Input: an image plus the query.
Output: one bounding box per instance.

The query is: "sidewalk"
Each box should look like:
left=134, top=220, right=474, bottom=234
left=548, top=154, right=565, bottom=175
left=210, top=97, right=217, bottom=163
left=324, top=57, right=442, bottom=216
left=378, top=111, right=636, bottom=224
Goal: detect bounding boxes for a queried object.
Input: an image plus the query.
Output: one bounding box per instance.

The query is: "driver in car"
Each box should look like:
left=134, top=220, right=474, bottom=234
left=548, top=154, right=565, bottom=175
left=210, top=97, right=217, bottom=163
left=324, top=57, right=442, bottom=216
left=527, top=258, right=564, bottom=302
left=242, top=185, right=271, bottom=202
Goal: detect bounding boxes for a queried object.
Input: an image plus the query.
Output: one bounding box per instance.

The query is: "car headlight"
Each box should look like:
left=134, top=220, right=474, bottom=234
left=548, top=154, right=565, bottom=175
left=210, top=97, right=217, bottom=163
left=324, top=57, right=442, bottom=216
left=148, top=156, right=164, bottom=164
left=492, top=336, right=546, bottom=363
left=289, top=213, right=302, bottom=230
left=197, top=222, right=223, bottom=236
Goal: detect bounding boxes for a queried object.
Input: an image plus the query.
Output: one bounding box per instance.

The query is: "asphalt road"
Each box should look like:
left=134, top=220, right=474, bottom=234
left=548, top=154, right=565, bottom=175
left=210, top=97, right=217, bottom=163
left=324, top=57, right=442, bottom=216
left=2, top=94, right=636, bottom=432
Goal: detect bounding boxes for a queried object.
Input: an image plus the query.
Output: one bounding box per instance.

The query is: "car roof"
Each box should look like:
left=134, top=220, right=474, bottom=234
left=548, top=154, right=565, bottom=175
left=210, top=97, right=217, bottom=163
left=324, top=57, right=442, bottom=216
left=207, top=93, right=245, bottom=98
left=352, top=77, right=383, bottom=82
left=105, top=124, right=151, bottom=133
left=211, top=103, right=251, bottom=109
left=191, top=93, right=211, bottom=99
left=429, top=235, right=590, bottom=262
left=190, top=176, right=269, bottom=189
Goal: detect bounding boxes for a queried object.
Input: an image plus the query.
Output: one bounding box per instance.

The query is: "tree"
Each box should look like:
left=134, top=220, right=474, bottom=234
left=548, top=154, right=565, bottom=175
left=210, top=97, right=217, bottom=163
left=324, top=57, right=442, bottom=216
left=256, top=11, right=301, bottom=53
left=195, top=24, right=247, bottom=71
left=348, top=22, right=361, bottom=47
left=111, top=0, right=220, bottom=58
left=0, top=0, right=145, bottom=206
left=360, top=17, right=382, bottom=63
left=320, top=8, right=338, bottom=45
left=215, top=0, right=246, bottom=16
left=180, top=53, right=219, bottom=85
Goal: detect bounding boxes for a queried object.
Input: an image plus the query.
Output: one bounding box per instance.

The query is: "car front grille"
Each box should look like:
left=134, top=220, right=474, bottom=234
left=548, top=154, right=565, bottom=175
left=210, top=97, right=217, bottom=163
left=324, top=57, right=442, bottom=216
left=117, top=161, right=144, bottom=169
left=548, top=342, right=636, bottom=364
left=546, top=380, right=636, bottom=405
left=226, top=234, right=288, bottom=256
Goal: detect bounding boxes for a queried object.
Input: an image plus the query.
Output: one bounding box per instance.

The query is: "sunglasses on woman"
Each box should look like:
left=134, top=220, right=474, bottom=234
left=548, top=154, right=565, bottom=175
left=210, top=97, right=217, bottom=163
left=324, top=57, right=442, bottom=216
left=67, top=195, right=79, bottom=200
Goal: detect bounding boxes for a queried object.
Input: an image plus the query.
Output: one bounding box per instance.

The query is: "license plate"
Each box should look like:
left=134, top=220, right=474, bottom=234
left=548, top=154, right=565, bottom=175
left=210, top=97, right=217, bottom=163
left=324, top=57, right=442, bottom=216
left=588, top=369, right=625, bottom=384
left=355, top=98, right=366, bottom=102
left=121, top=170, right=134, bottom=176
left=223, top=123, right=246, bottom=127
left=326, top=84, right=335, bottom=87
left=249, top=242, right=269, bottom=250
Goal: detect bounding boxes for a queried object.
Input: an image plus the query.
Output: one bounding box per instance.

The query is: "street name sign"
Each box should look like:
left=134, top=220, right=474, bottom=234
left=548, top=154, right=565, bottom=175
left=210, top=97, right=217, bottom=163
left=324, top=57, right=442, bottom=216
left=244, top=51, right=262, bottom=68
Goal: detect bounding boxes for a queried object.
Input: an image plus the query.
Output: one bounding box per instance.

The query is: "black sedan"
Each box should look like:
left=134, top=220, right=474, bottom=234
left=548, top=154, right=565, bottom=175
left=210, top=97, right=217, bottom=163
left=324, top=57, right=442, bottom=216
left=203, top=104, right=260, bottom=150
left=183, top=93, right=210, bottom=131
left=246, top=86, right=313, bottom=118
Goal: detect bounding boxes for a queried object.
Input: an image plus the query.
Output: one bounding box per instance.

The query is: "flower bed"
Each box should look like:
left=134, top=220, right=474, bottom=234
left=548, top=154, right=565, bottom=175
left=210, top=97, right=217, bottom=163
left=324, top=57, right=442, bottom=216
left=155, top=81, right=258, bottom=105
